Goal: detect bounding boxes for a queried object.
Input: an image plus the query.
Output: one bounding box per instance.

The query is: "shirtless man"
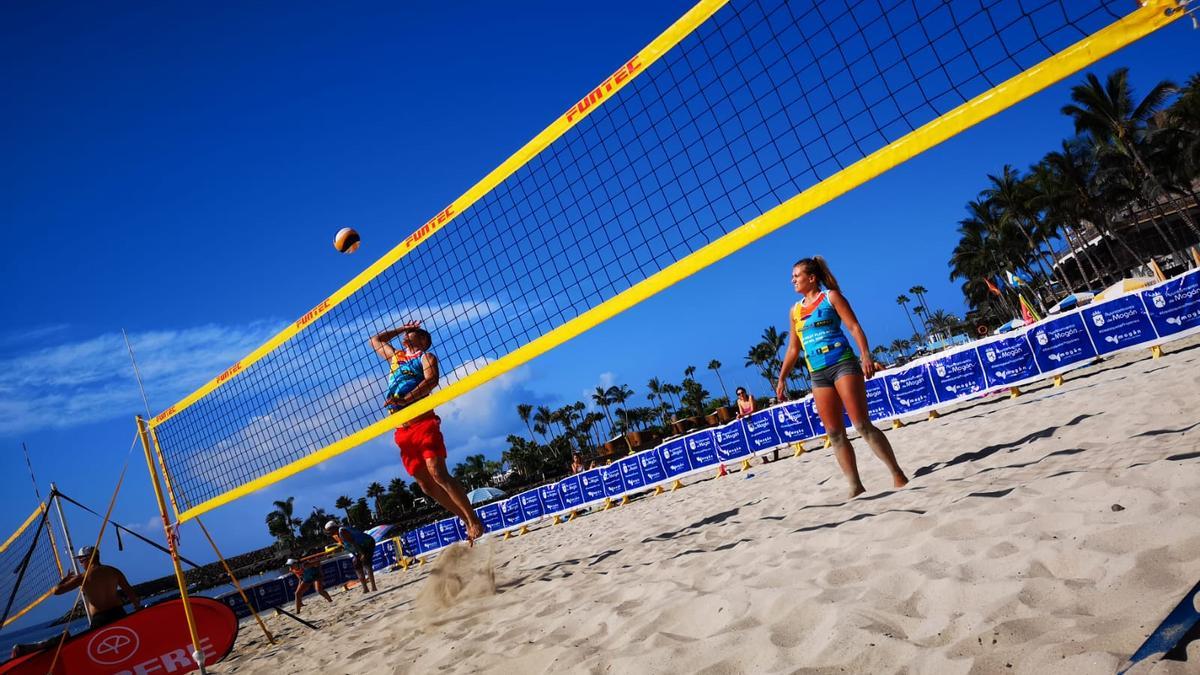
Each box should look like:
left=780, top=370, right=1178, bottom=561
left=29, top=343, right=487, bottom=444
left=370, top=320, right=484, bottom=541
left=10, top=546, right=141, bottom=657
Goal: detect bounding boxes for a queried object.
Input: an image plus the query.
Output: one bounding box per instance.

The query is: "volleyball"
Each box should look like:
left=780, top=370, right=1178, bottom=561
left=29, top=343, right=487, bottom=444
left=334, top=227, right=360, bottom=253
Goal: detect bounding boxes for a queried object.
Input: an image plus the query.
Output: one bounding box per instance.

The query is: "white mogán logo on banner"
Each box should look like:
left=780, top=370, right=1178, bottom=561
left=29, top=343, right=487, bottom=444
left=890, top=379, right=900, bottom=391
left=984, top=348, right=996, bottom=363
left=1035, top=331, right=1049, bottom=346
left=1151, top=293, right=1166, bottom=309
left=87, top=625, right=140, bottom=665
left=935, top=363, right=946, bottom=377
left=1091, top=311, right=1105, bottom=327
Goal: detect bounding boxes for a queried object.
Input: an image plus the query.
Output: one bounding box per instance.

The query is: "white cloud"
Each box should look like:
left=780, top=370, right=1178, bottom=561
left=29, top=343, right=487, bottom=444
left=0, top=321, right=284, bottom=436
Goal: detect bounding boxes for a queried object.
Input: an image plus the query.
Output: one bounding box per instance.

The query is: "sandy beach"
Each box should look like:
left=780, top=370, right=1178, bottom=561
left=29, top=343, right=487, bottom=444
left=217, top=337, right=1200, bottom=675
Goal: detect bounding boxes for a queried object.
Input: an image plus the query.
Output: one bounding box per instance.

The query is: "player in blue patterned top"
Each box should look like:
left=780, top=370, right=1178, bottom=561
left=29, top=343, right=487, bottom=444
left=777, top=256, right=908, bottom=498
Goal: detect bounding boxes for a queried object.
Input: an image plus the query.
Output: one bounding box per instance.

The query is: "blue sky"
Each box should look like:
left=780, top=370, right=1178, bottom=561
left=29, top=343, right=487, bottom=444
left=1, top=2, right=1195, bottom=620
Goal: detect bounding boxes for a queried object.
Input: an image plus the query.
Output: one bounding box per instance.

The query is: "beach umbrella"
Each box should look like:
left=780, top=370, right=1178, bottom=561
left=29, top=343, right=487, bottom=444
left=467, top=487, right=507, bottom=504
left=993, top=318, right=1025, bottom=334
left=1094, top=277, right=1154, bottom=302
left=1047, top=292, right=1095, bottom=314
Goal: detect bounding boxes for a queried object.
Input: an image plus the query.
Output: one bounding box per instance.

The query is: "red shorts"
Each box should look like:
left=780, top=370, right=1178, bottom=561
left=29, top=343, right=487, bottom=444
left=394, top=414, right=447, bottom=476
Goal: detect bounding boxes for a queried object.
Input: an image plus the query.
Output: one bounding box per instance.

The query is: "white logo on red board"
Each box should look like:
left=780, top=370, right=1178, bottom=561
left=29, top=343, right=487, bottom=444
left=87, top=625, right=140, bottom=665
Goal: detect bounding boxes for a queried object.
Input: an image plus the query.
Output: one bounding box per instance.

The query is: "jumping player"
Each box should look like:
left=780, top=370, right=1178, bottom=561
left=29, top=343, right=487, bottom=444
left=777, top=256, right=909, bottom=498
left=370, top=321, right=485, bottom=541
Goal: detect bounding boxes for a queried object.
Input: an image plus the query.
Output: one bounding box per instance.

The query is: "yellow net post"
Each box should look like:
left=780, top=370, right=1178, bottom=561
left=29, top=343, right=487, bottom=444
left=137, top=415, right=208, bottom=674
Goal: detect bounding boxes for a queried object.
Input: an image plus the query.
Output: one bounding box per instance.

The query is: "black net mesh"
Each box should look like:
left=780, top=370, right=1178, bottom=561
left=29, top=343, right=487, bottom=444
left=0, top=505, right=61, bottom=629
left=154, top=0, right=1132, bottom=512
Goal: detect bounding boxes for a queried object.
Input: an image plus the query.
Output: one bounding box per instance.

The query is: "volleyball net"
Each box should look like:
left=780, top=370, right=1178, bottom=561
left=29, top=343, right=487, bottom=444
left=0, top=503, right=63, bottom=629
left=149, top=0, right=1183, bottom=521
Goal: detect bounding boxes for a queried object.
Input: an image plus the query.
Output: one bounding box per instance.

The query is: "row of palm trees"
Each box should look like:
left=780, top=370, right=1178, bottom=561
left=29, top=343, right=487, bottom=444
left=950, top=68, right=1200, bottom=319
left=265, top=476, right=423, bottom=551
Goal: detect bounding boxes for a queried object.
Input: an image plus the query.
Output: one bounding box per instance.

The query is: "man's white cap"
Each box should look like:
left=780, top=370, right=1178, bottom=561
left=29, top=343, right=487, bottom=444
left=285, top=558, right=298, bottom=566
left=75, top=545, right=96, bottom=559
left=324, top=520, right=338, bottom=532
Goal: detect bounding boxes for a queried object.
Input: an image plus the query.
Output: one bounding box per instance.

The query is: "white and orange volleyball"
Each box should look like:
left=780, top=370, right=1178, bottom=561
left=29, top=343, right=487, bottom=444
left=333, top=227, right=360, bottom=253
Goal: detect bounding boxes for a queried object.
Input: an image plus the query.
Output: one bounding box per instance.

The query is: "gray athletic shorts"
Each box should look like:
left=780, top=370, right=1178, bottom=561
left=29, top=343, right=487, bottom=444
left=810, top=358, right=861, bottom=388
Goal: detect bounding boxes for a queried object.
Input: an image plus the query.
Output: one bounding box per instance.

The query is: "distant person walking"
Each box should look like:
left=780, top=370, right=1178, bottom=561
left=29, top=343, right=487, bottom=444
left=776, top=256, right=909, bottom=498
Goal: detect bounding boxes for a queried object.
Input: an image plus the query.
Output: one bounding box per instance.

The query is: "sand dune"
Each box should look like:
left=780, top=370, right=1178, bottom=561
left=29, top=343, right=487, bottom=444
left=217, top=337, right=1200, bottom=674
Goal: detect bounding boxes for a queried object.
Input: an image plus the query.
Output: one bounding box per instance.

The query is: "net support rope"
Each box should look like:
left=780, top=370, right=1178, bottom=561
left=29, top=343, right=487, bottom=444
left=146, top=0, right=1183, bottom=521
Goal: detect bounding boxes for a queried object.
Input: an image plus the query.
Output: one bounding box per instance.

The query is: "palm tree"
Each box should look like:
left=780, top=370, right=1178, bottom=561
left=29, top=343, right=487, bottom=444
left=1062, top=68, right=1198, bottom=239
left=662, top=383, right=683, bottom=417
left=334, top=495, right=353, bottom=521
left=927, top=309, right=957, bottom=335
left=270, top=497, right=301, bottom=541
left=908, top=285, right=932, bottom=325
left=705, top=359, right=729, bottom=404
left=646, top=377, right=669, bottom=427
left=912, top=305, right=928, bottom=338
left=534, top=405, right=557, bottom=439
left=606, top=385, right=634, bottom=431
left=388, top=477, right=414, bottom=513
left=871, top=345, right=890, bottom=365
left=366, top=482, right=385, bottom=521
left=516, top=403, right=540, bottom=443
left=895, top=295, right=920, bottom=338
left=888, top=338, right=907, bottom=362
left=591, top=387, right=615, bottom=438
left=983, top=165, right=1069, bottom=295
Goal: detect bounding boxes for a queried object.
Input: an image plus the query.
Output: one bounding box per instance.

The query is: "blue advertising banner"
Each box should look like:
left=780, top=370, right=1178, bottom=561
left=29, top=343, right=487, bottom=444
left=1083, top=294, right=1157, bottom=355
left=1028, top=313, right=1097, bottom=373
left=280, top=574, right=299, bottom=600
left=1142, top=271, right=1200, bottom=338
left=978, top=333, right=1039, bottom=388
left=539, top=483, right=565, bottom=514
left=599, top=463, right=625, bottom=496
left=803, top=397, right=826, bottom=436
left=884, top=366, right=937, bottom=415
left=372, top=542, right=394, bottom=570
left=864, top=377, right=895, bottom=422
left=476, top=503, right=505, bottom=534
left=436, top=519, right=463, bottom=547
left=252, top=579, right=287, bottom=611
left=713, top=421, right=750, bottom=461
left=500, top=497, right=525, bottom=528
left=557, top=475, right=585, bottom=509
left=617, top=455, right=646, bottom=491
left=744, top=411, right=781, bottom=452
left=400, top=530, right=420, bottom=558
left=320, top=559, right=341, bottom=586
left=770, top=401, right=812, bottom=442
left=928, top=348, right=986, bottom=403
left=337, top=557, right=357, bottom=580
left=683, top=429, right=718, bottom=468
left=417, top=524, right=441, bottom=553
left=579, top=469, right=607, bottom=503
left=518, top=490, right=544, bottom=521
left=637, top=447, right=667, bottom=484
left=220, top=593, right=251, bottom=619
left=656, top=438, right=691, bottom=477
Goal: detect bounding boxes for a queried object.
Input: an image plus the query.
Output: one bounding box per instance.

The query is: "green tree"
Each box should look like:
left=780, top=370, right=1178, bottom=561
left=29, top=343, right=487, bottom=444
left=366, top=482, right=386, bottom=521
left=334, top=495, right=353, bottom=521
left=707, top=359, right=730, bottom=404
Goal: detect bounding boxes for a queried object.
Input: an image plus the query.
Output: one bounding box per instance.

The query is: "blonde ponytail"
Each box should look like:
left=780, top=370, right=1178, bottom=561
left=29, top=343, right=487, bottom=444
left=795, top=255, right=840, bottom=291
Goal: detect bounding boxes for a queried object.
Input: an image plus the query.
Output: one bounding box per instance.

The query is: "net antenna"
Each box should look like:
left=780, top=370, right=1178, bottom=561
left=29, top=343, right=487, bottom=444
left=145, top=0, right=1185, bottom=522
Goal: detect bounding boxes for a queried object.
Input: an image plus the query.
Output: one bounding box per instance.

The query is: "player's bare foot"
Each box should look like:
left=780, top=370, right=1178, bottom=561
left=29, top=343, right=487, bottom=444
left=465, top=518, right=485, bottom=545
left=893, top=473, right=909, bottom=489
left=848, top=483, right=866, bottom=499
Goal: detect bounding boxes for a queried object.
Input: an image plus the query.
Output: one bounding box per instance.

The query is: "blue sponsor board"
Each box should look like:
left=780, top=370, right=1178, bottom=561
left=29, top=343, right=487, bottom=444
left=928, top=348, right=985, bottom=403
left=864, top=377, right=895, bottom=421
left=683, top=429, right=718, bottom=468
left=744, top=411, right=781, bottom=452
left=803, top=397, right=826, bottom=436
left=476, top=503, right=505, bottom=534
left=618, top=455, right=646, bottom=491
left=558, top=475, right=585, bottom=509
left=771, top=401, right=812, bottom=442
left=500, top=497, right=525, bottom=528
left=1028, top=313, right=1097, bottom=373
left=579, top=469, right=607, bottom=503
left=599, top=463, right=625, bottom=496
left=321, top=559, right=342, bottom=585
left=518, top=490, right=544, bottom=521
left=1142, top=270, right=1200, bottom=338
left=978, top=333, right=1039, bottom=388
left=656, top=438, right=691, bottom=477
left=400, top=530, right=420, bottom=558
left=436, top=519, right=463, bottom=547
left=371, top=542, right=395, bottom=571
left=637, top=447, right=667, bottom=484
left=220, top=593, right=252, bottom=619
left=337, top=556, right=357, bottom=580
left=1083, top=294, right=1156, bottom=355
left=884, top=366, right=937, bottom=415
left=280, top=574, right=300, bottom=600
left=252, top=579, right=288, bottom=610
left=417, top=524, right=441, bottom=553
left=713, top=422, right=749, bottom=461
left=539, top=483, right=565, bottom=514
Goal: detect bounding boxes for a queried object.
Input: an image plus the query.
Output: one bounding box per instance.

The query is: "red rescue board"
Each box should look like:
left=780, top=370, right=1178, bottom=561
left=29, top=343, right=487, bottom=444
left=1, top=597, right=237, bottom=675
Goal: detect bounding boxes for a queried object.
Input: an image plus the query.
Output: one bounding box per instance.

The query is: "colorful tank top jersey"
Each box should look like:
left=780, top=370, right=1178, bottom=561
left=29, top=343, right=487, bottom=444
left=385, top=350, right=425, bottom=412
left=792, top=293, right=856, bottom=372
